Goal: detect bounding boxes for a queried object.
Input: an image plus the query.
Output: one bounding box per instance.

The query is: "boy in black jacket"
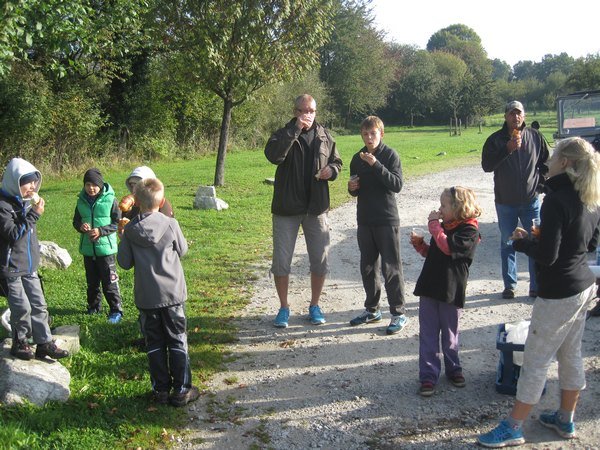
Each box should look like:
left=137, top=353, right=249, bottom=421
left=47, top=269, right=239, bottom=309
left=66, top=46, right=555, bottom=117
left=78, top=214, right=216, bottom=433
left=347, top=116, right=408, bottom=335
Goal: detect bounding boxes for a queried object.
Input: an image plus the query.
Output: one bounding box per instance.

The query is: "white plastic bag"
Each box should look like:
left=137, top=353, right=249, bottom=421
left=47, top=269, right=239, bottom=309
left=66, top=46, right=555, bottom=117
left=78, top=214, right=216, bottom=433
left=505, top=320, right=530, bottom=366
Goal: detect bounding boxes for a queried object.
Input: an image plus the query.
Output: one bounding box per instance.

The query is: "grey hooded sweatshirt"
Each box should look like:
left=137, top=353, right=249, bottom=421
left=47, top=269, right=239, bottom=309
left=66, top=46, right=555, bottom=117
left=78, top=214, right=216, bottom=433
left=0, top=158, right=42, bottom=277
left=117, top=212, right=188, bottom=309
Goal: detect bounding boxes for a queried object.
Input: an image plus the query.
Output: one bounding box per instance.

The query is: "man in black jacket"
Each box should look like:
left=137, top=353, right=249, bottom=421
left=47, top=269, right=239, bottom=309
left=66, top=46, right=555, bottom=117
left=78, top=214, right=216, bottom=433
left=264, top=94, right=342, bottom=328
left=482, top=101, right=549, bottom=299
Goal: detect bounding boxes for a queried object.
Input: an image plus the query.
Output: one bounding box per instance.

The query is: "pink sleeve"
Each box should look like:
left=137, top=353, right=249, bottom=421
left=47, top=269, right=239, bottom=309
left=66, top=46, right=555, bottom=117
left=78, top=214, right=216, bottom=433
left=428, top=220, right=451, bottom=255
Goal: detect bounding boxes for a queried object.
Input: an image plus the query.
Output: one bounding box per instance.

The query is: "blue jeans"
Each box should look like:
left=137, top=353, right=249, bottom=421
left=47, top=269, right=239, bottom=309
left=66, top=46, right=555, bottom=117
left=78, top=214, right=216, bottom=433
left=495, top=198, right=540, bottom=291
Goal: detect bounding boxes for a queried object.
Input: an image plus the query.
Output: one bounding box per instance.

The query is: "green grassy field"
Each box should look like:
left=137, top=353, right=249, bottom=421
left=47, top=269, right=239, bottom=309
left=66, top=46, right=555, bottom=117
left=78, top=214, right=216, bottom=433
left=0, top=117, right=555, bottom=448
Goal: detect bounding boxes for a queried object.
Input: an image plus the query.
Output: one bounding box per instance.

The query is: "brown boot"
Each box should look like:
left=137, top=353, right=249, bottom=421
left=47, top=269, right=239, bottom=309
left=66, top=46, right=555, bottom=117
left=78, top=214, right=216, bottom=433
left=10, top=339, right=34, bottom=360
left=35, top=340, right=69, bottom=359
left=169, top=386, right=200, bottom=407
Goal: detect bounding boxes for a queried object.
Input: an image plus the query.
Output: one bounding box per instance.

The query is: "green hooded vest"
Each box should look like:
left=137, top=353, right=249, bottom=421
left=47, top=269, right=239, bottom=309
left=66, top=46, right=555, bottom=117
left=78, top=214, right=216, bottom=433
left=77, top=183, right=118, bottom=257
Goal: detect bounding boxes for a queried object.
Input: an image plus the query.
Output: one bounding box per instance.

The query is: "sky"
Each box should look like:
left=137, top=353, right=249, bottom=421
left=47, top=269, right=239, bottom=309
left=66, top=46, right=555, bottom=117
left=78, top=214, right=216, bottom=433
left=370, top=0, right=600, bottom=67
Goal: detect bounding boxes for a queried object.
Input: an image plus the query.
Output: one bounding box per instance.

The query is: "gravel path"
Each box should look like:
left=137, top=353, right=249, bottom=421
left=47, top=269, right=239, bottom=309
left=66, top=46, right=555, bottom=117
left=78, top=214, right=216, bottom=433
left=176, top=165, right=600, bottom=449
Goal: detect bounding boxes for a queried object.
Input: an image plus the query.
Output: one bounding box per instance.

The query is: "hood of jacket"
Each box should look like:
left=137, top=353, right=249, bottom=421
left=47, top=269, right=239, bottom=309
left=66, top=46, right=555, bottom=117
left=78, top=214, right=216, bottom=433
left=125, top=166, right=156, bottom=192
left=125, top=212, right=170, bottom=247
left=1, top=158, right=42, bottom=199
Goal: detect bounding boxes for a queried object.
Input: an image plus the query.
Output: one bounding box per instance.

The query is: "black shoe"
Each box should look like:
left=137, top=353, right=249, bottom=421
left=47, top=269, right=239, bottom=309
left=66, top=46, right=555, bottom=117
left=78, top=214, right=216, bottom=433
left=589, top=300, right=600, bottom=317
left=35, top=341, right=69, bottom=359
left=169, top=386, right=200, bottom=407
left=502, top=288, right=515, bottom=299
left=10, top=339, right=34, bottom=360
left=131, top=337, right=146, bottom=351
left=87, top=306, right=101, bottom=315
left=153, top=390, right=169, bottom=405
left=529, top=290, right=538, bottom=298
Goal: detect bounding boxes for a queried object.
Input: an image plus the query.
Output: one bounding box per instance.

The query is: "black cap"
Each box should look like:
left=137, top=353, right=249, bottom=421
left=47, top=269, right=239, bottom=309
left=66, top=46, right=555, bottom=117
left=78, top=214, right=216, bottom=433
left=83, top=168, right=104, bottom=189
left=20, top=172, right=39, bottom=186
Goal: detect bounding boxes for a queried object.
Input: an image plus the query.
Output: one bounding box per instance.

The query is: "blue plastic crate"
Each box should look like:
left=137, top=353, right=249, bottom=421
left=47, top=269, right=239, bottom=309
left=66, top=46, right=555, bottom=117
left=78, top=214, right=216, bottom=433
left=495, top=323, right=546, bottom=396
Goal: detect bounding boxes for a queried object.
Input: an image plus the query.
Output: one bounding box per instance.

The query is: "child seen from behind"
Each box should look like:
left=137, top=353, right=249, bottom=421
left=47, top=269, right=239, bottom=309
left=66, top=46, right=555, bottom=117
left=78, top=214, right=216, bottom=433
left=117, top=178, right=199, bottom=407
left=411, top=186, right=481, bottom=396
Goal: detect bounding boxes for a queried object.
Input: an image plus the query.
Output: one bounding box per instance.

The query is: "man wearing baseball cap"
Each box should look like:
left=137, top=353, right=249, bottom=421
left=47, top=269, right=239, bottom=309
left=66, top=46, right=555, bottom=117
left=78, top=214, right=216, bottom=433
left=482, top=101, right=549, bottom=299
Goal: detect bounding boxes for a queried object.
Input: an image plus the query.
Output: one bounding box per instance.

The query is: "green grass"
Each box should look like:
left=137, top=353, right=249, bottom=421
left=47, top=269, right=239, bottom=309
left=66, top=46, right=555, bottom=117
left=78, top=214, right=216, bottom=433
left=0, top=118, right=554, bottom=448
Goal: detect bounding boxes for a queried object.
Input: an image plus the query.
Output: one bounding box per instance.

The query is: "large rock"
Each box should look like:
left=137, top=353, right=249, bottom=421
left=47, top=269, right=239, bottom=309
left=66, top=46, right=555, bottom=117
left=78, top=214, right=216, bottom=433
left=194, top=196, right=229, bottom=211
left=196, top=186, right=216, bottom=197
left=0, top=313, right=80, bottom=349
left=0, top=325, right=79, bottom=406
left=193, top=186, right=229, bottom=211
left=39, top=241, right=72, bottom=269
left=0, top=340, right=71, bottom=406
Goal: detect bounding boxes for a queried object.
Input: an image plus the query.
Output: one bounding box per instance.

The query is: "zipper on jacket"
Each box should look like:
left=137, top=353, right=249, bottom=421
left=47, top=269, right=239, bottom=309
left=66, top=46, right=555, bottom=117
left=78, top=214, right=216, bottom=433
left=91, top=200, right=98, bottom=258
left=27, top=229, right=33, bottom=273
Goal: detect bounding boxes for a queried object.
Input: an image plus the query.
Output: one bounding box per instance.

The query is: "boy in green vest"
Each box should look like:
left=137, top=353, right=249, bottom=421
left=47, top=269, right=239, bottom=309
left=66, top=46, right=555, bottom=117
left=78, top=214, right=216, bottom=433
left=73, top=168, right=124, bottom=323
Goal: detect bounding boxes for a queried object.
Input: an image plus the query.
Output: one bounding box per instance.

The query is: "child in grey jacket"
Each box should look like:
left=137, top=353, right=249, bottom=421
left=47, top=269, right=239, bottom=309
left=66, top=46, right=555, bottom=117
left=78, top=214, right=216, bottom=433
left=117, top=177, right=198, bottom=407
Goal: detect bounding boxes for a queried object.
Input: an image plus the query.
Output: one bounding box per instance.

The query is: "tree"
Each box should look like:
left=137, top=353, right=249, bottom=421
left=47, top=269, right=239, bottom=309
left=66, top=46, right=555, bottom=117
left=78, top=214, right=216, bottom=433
left=491, top=59, right=511, bottom=81
left=534, top=53, right=575, bottom=81
left=0, top=1, right=23, bottom=76
left=161, top=0, right=333, bottom=186
left=566, top=54, right=600, bottom=92
left=320, top=0, right=395, bottom=127
left=427, top=24, right=482, bottom=50
left=542, top=71, right=568, bottom=109
left=426, top=24, right=488, bottom=70
left=430, top=51, right=467, bottom=124
left=426, top=24, right=493, bottom=125
left=512, top=60, right=536, bottom=81
left=386, top=45, right=437, bottom=127
left=1, top=0, right=149, bottom=80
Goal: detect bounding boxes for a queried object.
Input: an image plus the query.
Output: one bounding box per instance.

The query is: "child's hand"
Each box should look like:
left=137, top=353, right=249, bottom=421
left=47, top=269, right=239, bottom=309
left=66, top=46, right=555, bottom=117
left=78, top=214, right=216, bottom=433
left=31, top=197, right=45, bottom=215
left=80, top=223, right=91, bottom=232
left=117, top=218, right=130, bottom=237
left=358, top=151, right=376, bottom=166
left=348, top=175, right=360, bottom=192
left=409, top=235, right=422, bottom=246
left=427, top=210, right=440, bottom=222
left=87, top=228, right=100, bottom=241
left=411, top=239, right=429, bottom=257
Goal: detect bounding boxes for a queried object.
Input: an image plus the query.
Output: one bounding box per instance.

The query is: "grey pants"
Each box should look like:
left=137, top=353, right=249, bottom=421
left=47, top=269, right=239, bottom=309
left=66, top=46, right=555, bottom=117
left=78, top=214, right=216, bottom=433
left=516, top=283, right=596, bottom=405
left=6, top=273, right=52, bottom=344
left=357, top=224, right=406, bottom=316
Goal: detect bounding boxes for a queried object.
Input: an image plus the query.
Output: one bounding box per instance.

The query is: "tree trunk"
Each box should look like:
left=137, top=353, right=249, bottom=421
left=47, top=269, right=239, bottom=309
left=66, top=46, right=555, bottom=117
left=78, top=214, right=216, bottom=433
left=106, top=50, right=149, bottom=131
left=344, top=102, right=352, bottom=129
left=214, top=97, right=233, bottom=186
